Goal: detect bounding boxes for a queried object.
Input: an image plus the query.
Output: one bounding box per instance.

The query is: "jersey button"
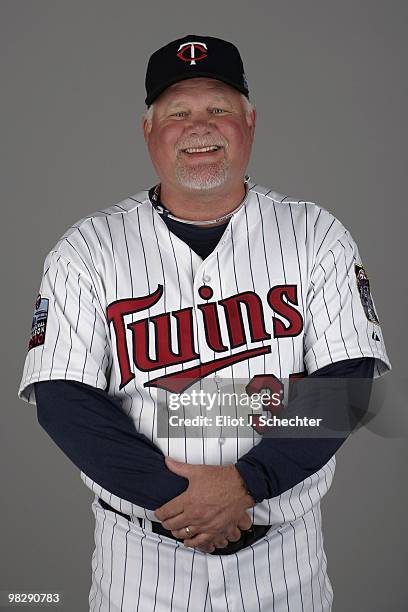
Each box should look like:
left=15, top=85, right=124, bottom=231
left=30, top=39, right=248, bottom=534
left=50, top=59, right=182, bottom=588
left=218, top=437, right=226, bottom=445
left=203, top=274, right=211, bottom=283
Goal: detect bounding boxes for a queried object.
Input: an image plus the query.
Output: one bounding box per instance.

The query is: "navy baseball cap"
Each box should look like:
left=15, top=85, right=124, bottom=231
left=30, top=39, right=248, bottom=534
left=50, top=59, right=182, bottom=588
left=145, top=35, right=250, bottom=106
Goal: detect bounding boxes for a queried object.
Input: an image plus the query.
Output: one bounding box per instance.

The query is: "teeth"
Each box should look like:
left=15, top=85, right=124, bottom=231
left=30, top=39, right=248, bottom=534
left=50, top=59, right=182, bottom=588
left=184, top=146, right=220, bottom=153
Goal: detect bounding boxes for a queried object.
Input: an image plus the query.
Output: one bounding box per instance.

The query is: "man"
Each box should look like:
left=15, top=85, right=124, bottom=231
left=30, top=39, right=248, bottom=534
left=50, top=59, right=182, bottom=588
left=18, top=35, right=391, bottom=611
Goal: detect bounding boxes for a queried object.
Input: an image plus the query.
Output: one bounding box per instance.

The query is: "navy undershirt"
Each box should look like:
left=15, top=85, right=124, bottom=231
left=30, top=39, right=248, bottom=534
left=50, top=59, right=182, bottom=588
left=33, top=195, right=375, bottom=510
left=149, top=188, right=231, bottom=260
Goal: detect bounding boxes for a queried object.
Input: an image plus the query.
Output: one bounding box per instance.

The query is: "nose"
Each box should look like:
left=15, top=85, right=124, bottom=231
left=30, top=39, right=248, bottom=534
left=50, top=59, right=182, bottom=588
left=186, top=119, right=212, bottom=136
left=184, top=111, right=215, bottom=136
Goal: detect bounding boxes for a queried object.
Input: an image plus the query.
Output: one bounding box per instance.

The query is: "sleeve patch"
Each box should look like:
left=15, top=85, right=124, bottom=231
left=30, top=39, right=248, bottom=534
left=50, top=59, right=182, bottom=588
left=355, top=264, right=380, bottom=324
left=28, top=294, right=49, bottom=350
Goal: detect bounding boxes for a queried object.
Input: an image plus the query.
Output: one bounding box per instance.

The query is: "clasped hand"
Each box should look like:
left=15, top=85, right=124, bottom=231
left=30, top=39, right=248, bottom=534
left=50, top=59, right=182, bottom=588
left=154, top=457, right=255, bottom=553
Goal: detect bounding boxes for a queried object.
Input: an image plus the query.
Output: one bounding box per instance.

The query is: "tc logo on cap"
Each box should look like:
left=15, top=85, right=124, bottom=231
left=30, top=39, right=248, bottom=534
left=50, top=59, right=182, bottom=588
left=177, top=41, right=208, bottom=65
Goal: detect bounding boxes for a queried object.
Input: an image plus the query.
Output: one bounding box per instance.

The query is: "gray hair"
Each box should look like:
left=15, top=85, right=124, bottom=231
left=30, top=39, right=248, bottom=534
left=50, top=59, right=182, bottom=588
left=143, top=93, right=255, bottom=124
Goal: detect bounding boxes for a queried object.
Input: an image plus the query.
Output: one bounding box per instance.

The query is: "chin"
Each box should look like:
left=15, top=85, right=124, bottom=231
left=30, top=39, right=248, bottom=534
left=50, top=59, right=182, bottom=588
left=175, top=166, right=229, bottom=191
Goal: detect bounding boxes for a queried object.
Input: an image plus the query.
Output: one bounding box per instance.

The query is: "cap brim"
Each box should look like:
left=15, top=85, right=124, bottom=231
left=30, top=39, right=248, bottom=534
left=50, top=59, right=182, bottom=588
left=145, top=72, right=248, bottom=106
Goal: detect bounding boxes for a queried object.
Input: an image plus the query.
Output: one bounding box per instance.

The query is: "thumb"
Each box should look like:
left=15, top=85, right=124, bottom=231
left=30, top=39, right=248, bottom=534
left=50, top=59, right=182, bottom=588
left=165, top=456, right=191, bottom=476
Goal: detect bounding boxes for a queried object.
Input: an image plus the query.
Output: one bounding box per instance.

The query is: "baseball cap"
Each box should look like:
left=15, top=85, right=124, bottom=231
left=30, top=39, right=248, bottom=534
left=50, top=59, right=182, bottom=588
left=144, top=35, right=249, bottom=106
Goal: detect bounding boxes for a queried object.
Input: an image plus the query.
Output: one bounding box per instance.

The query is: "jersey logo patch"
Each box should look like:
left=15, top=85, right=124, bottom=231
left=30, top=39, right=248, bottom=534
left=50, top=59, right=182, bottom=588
left=355, top=264, right=380, bottom=324
left=28, top=293, right=49, bottom=350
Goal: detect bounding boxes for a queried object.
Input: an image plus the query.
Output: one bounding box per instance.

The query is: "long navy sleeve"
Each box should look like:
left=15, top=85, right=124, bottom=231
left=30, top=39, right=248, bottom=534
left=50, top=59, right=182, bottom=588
left=34, top=357, right=373, bottom=510
left=235, top=357, right=375, bottom=503
left=34, top=380, right=189, bottom=509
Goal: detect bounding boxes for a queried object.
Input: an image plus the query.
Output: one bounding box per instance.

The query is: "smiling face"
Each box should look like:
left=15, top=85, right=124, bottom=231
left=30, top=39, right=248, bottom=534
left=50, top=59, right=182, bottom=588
left=143, top=78, right=256, bottom=195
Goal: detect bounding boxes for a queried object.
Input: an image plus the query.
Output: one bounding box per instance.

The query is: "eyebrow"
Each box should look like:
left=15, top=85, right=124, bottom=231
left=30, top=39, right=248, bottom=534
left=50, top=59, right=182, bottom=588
left=164, top=95, right=233, bottom=112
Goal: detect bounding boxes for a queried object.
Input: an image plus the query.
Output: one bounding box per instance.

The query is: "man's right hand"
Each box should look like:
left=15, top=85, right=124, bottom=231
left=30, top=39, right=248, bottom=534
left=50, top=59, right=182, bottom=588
left=190, top=510, right=253, bottom=553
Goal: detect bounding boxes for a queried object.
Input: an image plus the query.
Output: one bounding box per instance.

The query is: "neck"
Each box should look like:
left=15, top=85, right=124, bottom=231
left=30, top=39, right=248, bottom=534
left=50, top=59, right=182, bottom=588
left=158, top=180, right=247, bottom=222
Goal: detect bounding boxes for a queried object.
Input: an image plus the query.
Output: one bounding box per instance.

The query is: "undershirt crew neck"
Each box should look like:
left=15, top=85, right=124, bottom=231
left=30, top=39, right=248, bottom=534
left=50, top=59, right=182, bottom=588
left=148, top=186, right=230, bottom=259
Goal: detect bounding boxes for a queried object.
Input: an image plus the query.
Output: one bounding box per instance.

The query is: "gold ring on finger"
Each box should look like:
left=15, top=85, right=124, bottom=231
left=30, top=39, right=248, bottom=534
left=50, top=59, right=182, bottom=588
left=184, top=526, right=192, bottom=536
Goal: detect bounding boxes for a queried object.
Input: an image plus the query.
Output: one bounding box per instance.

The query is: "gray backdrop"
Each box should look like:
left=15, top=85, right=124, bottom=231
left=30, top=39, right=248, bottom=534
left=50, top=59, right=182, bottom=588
left=1, top=1, right=407, bottom=610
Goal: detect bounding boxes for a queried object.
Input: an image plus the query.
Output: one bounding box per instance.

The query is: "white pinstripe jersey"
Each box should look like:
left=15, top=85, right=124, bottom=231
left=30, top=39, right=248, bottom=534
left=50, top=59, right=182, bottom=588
left=18, top=180, right=391, bottom=525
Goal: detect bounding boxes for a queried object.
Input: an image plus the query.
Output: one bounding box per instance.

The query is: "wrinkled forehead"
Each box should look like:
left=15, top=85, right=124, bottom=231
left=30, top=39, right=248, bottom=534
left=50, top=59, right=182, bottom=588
left=158, top=77, right=240, bottom=105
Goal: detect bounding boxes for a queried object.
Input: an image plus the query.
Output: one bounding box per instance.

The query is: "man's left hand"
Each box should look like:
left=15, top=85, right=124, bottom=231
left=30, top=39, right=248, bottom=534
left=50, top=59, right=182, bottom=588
left=154, top=457, right=256, bottom=545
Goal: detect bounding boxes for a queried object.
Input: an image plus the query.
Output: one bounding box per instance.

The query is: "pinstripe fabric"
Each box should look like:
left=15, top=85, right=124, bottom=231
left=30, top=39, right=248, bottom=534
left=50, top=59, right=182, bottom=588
left=18, top=181, right=391, bottom=611
left=88, top=494, right=332, bottom=612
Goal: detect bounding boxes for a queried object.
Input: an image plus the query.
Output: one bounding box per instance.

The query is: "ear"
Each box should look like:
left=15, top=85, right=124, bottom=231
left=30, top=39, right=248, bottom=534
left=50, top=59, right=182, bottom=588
left=247, top=106, right=256, bottom=138
left=142, top=116, right=152, bottom=144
